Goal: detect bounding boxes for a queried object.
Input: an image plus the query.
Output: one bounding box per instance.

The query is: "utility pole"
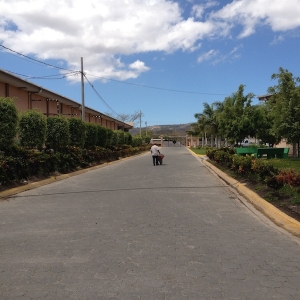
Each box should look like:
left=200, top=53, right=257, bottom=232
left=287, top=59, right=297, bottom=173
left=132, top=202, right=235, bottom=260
left=145, top=121, right=147, bottom=136
left=139, top=110, right=142, bottom=137
left=81, top=57, right=85, bottom=121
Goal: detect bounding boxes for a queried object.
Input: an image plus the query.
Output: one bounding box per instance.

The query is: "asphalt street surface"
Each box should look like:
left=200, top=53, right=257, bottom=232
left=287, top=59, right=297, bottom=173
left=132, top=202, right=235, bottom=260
left=1, top=147, right=300, bottom=300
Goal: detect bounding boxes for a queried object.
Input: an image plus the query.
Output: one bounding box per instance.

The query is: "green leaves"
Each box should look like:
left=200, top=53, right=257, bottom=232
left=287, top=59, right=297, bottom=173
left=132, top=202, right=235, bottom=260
left=0, top=97, right=18, bottom=149
left=267, top=68, right=300, bottom=155
left=68, top=118, right=86, bottom=148
left=18, top=109, right=47, bottom=149
left=45, top=116, right=70, bottom=151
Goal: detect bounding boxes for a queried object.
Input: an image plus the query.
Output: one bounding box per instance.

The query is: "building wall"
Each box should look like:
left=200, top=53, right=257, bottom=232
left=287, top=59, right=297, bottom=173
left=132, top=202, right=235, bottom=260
left=0, top=77, right=131, bottom=131
left=0, top=82, right=7, bottom=97
left=186, top=136, right=201, bottom=147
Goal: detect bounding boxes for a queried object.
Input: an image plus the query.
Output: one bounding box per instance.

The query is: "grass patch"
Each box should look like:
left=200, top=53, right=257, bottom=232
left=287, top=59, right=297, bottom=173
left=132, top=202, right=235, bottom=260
left=268, top=157, right=300, bottom=172
left=189, top=148, right=207, bottom=155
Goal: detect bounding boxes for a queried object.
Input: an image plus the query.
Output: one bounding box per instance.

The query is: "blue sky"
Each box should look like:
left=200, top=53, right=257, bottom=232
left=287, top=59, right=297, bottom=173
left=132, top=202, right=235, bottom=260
left=1, top=0, right=300, bottom=128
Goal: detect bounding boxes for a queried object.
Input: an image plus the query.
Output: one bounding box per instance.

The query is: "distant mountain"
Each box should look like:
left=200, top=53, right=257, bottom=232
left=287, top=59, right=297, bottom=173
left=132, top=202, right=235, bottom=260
left=129, top=123, right=192, bottom=137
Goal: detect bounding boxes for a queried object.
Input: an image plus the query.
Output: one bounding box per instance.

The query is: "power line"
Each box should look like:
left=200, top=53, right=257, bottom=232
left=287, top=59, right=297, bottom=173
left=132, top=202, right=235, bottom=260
left=86, top=73, right=229, bottom=96
left=0, top=44, right=77, bottom=72
left=0, top=46, right=121, bottom=118
left=1, top=44, right=228, bottom=96
left=83, top=74, right=121, bottom=120
left=5, top=69, right=80, bottom=80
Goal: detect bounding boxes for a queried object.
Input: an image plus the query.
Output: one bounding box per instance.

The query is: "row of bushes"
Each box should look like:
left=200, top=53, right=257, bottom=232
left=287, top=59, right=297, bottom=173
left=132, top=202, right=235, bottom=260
left=0, top=97, right=143, bottom=151
left=206, top=148, right=300, bottom=191
left=0, top=97, right=151, bottom=185
left=0, top=144, right=149, bottom=185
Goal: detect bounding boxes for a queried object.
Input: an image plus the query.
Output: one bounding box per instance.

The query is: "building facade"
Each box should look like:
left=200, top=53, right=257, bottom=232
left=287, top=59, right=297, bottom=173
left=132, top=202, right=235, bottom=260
left=0, top=68, right=132, bottom=131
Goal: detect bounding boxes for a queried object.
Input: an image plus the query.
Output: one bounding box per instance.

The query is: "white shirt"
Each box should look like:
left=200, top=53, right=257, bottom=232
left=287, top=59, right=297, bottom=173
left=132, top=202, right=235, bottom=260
left=150, top=145, right=160, bottom=156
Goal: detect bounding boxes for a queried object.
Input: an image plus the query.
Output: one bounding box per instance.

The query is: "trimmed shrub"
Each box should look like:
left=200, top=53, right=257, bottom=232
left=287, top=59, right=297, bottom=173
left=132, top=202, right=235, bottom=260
left=207, top=147, right=283, bottom=190
left=106, top=128, right=113, bottom=147
left=0, top=97, right=18, bottom=149
left=45, top=116, right=70, bottom=151
left=206, top=148, right=218, bottom=160
left=18, top=109, right=47, bottom=149
left=132, top=136, right=143, bottom=147
left=68, top=118, right=86, bottom=148
left=143, top=135, right=151, bottom=144
left=110, top=131, right=119, bottom=147
left=231, top=155, right=253, bottom=174
left=85, top=123, right=98, bottom=149
left=276, top=169, right=300, bottom=187
left=116, top=130, right=125, bottom=145
left=97, top=125, right=108, bottom=147
left=213, top=149, right=233, bottom=167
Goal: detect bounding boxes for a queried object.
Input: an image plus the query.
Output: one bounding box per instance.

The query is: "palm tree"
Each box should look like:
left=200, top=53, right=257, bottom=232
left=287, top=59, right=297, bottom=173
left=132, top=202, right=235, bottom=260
left=194, top=102, right=223, bottom=147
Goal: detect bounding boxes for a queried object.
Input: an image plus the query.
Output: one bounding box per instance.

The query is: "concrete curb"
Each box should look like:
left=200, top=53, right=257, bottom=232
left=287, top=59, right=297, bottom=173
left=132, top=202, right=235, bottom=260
left=0, top=152, right=147, bottom=200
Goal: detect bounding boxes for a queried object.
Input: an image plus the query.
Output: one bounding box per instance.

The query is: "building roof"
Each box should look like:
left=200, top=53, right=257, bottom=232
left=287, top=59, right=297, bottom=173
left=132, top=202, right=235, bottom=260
left=0, top=68, right=132, bottom=129
left=257, top=94, right=272, bottom=101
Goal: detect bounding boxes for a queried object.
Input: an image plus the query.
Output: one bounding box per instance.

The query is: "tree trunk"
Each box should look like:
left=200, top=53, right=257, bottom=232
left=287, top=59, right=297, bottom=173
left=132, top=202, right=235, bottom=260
left=293, top=142, right=297, bottom=158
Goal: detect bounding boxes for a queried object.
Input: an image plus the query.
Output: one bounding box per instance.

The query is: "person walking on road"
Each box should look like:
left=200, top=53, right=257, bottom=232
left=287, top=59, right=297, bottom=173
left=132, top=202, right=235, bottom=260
left=150, top=142, right=160, bottom=166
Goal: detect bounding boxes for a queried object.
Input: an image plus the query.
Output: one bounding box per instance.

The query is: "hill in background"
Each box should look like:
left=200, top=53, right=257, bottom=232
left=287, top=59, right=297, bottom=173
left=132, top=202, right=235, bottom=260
left=130, top=123, right=192, bottom=137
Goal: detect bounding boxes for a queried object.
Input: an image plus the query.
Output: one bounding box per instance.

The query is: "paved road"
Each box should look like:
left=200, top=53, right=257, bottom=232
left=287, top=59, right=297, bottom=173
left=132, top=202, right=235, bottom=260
left=1, top=147, right=300, bottom=300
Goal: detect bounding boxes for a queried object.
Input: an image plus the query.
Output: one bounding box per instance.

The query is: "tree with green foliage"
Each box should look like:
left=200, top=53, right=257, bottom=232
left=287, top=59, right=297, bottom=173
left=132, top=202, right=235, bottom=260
left=187, top=119, right=206, bottom=146
left=267, top=67, right=300, bottom=157
left=141, top=129, right=153, bottom=138
left=254, top=104, right=281, bottom=146
left=85, top=123, right=98, bottom=149
left=18, top=109, right=47, bottom=149
left=217, top=85, right=255, bottom=145
left=45, top=116, right=70, bottom=151
left=0, top=97, right=18, bottom=149
left=68, top=118, right=86, bottom=148
left=193, top=102, right=222, bottom=147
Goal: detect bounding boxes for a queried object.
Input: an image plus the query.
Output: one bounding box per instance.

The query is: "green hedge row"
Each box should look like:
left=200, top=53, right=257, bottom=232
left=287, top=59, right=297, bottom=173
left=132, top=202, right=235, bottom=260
left=0, top=144, right=150, bottom=185
left=0, top=97, right=142, bottom=151
left=206, top=148, right=285, bottom=190
left=0, top=97, right=148, bottom=185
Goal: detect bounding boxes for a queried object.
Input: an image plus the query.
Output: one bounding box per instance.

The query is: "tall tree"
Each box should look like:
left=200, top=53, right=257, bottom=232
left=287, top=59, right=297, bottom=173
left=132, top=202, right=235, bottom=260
left=267, top=68, right=300, bottom=157
left=255, top=103, right=281, bottom=146
left=194, top=102, right=222, bottom=147
left=217, top=85, right=255, bottom=145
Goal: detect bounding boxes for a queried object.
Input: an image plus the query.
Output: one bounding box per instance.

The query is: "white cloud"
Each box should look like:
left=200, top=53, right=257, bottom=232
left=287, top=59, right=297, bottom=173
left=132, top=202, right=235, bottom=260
left=129, top=60, right=150, bottom=72
left=209, top=0, right=300, bottom=38
left=197, top=49, right=218, bottom=63
left=197, top=45, right=242, bottom=65
left=192, top=5, right=205, bottom=19
left=191, top=2, right=219, bottom=19
left=0, top=0, right=300, bottom=81
left=270, top=34, right=285, bottom=45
